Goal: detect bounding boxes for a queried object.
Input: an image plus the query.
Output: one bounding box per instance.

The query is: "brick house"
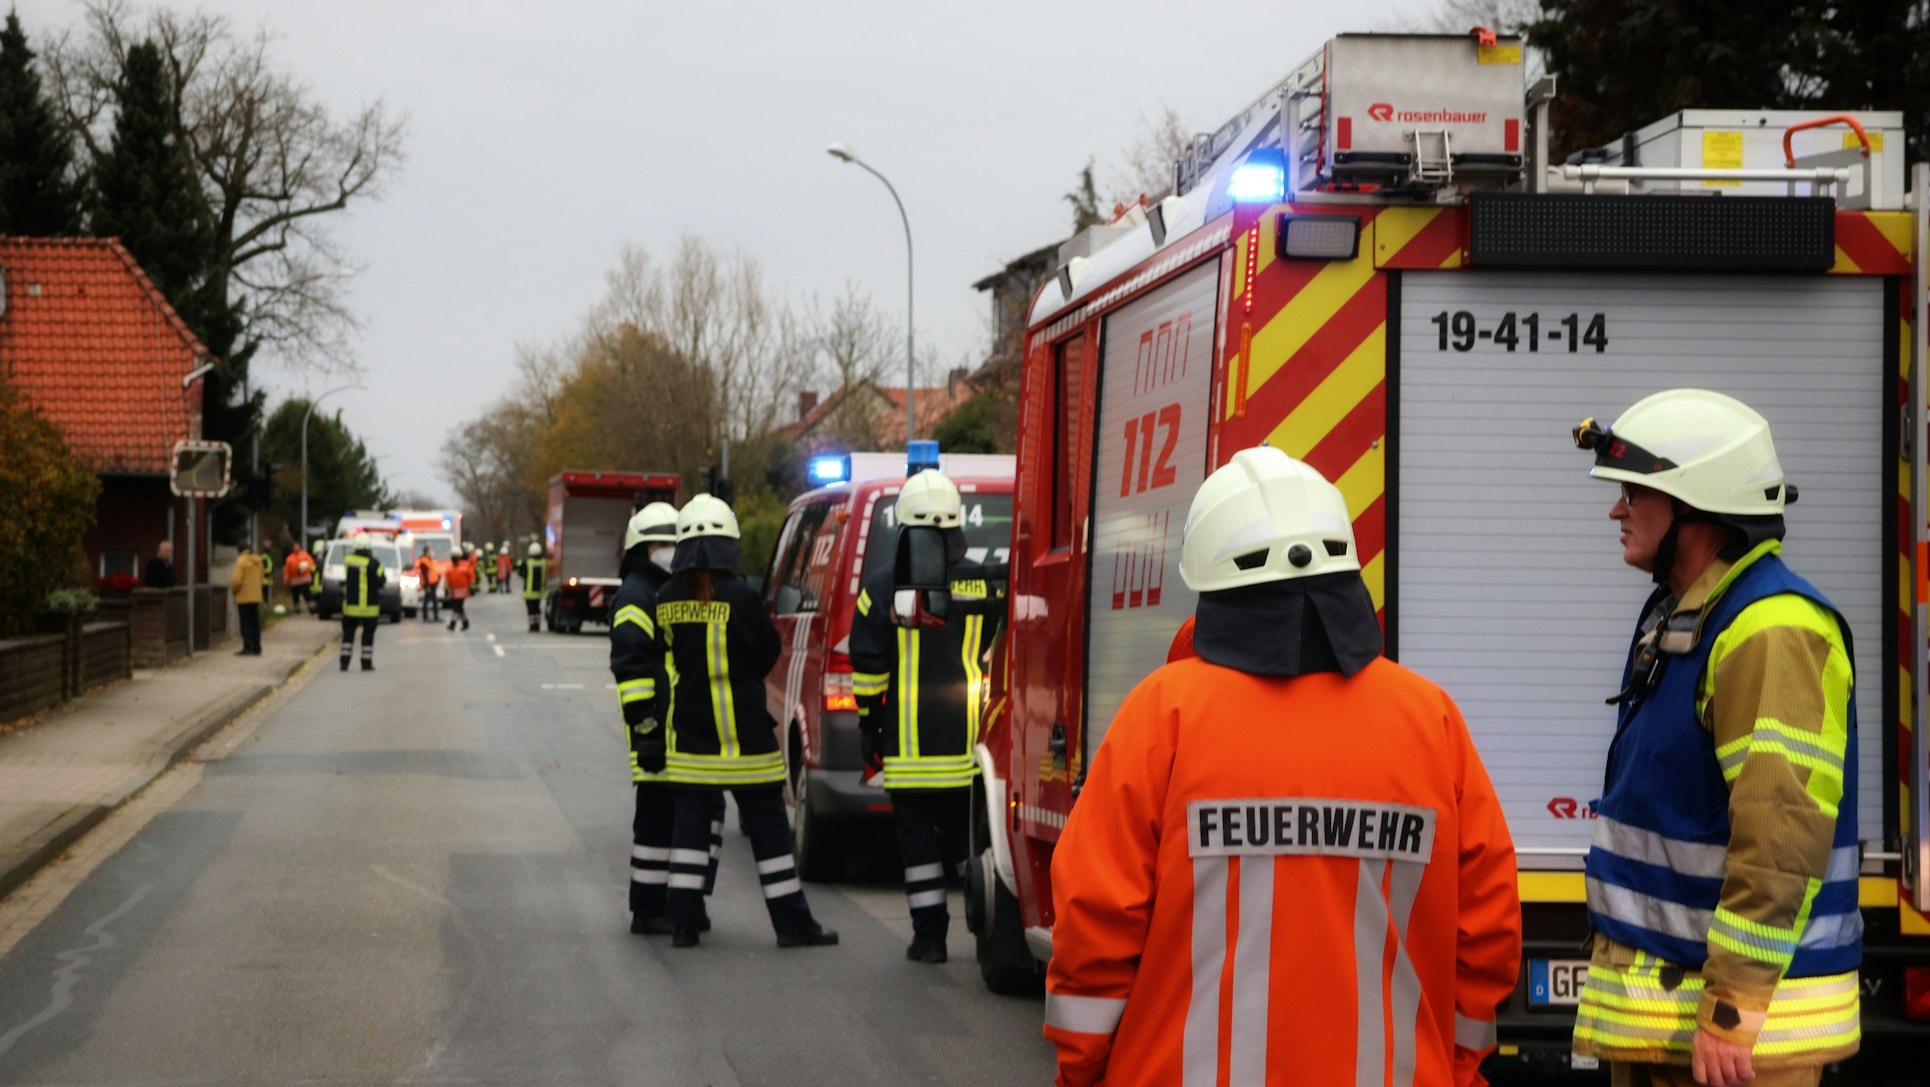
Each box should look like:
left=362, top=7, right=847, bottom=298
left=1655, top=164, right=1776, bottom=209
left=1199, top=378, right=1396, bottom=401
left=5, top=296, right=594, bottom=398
left=0, top=238, right=213, bottom=583
left=784, top=380, right=976, bottom=455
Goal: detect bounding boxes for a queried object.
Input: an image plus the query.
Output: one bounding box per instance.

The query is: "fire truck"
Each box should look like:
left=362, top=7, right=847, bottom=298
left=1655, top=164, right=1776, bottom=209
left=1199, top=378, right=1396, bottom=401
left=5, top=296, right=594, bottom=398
left=543, top=470, right=679, bottom=633
left=969, top=31, right=1930, bottom=1074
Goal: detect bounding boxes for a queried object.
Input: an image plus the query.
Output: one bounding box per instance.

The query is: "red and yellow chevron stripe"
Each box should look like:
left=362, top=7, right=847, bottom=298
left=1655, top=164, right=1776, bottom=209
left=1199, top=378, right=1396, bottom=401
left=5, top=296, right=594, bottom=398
left=1901, top=271, right=1926, bottom=932
left=1217, top=206, right=1466, bottom=611
left=1833, top=211, right=1912, bottom=275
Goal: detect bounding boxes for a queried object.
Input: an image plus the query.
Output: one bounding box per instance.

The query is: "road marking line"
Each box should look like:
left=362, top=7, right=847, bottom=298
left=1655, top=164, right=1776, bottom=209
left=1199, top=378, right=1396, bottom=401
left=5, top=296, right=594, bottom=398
left=492, top=644, right=505, bottom=658
left=486, top=633, right=496, bottom=642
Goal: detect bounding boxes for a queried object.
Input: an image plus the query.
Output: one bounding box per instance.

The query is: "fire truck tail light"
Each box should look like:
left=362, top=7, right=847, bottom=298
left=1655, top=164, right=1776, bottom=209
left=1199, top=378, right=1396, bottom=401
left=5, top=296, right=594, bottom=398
left=1227, top=148, right=1287, bottom=203
left=824, top=651, right=857, bottom=712
left=1277, top=215, right=1361, bottom=261
left=1906, top=966, right=1930, bottom=1022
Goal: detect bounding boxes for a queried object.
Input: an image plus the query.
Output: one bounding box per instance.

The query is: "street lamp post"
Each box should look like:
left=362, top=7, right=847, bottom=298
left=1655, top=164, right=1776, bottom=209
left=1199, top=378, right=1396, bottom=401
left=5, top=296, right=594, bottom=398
left=827, top=143, right=916, bottom=446
left=301, top=383, right=365, bottom=545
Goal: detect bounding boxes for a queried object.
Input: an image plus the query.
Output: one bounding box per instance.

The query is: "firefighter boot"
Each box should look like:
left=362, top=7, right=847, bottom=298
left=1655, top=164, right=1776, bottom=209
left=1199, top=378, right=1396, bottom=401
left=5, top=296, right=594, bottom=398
left=672, top=927, right=701, bottom=948
left=906, top=937, right=948, bottom=964
left=631, top=913, right=676, bottom=936
left=776, top=921, right=840, bottom=948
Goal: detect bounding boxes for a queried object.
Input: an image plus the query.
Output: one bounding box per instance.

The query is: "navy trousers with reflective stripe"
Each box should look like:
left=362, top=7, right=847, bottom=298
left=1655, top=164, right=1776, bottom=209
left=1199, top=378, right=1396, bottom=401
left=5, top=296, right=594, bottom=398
left=668, top=785, right=813, bottom=936
left=338, top=617, right=376, bottom=666
left=632, top=783, right=722, bottom=916
left=890, top=788, right=969, bottom=941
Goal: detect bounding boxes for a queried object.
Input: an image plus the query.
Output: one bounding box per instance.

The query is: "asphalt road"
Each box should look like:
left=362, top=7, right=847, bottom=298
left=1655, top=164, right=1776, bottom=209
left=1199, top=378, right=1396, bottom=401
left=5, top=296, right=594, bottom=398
left=0, top=594, right=1056, bottom=1086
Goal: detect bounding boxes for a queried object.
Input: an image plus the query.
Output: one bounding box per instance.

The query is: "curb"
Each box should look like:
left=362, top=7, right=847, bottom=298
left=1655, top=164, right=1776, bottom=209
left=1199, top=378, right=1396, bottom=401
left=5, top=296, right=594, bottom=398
left=0, top=639, right=331, bottom=902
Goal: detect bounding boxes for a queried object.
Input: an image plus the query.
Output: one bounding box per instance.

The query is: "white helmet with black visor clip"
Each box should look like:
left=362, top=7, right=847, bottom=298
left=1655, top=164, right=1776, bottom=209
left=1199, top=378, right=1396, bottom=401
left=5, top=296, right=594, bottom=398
left=671, top=494, right=743, bottom=573
left=1574, top=388, right=1795, bottom=584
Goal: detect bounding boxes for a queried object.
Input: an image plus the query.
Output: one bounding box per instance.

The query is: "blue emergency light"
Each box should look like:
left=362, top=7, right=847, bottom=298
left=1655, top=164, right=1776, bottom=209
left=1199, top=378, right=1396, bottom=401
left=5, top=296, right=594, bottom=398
left=1227, top=147, right=1287, bottom=203
left=441, top=516, right=453, bottom=530
left=906, top=440, right=941, bottom=475
left=807, top=454, right=852, bottom=485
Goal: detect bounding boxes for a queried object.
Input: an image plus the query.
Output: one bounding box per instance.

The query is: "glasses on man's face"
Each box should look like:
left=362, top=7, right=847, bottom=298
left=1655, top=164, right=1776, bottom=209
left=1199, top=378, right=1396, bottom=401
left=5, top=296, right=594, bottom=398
left=1618, top=483, right=1644, bottom=508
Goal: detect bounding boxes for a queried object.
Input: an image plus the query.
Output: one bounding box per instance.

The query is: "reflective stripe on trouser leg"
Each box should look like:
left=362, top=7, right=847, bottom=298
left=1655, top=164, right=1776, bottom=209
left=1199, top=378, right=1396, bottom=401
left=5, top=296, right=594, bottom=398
left=631, top=782, right=674, bottom=916
left=1183, top=857, right=1229, bottom=1087
left=667, top=788, right=720, bottom=929
left=736, top=784, right=815, bottom=936
left=360, top=618, right=377, bottom=660
left=339, top=617, right=353, bottom=664
left=706, top=796, right=724, bottom=895
left=892, top=788, right=957, bottom=940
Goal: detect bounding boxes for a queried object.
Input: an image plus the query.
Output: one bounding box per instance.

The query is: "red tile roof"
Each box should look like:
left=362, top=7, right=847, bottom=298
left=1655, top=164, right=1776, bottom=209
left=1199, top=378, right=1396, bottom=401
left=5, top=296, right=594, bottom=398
left=785, top=381, right=975, bottom=448
left=0, top=237, right=208, bottom=474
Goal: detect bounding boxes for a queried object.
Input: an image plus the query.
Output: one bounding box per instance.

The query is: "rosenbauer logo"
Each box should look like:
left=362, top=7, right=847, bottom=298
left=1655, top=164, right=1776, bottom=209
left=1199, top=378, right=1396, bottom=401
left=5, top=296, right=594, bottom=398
left=1367, top=101, right=1488, bottom=125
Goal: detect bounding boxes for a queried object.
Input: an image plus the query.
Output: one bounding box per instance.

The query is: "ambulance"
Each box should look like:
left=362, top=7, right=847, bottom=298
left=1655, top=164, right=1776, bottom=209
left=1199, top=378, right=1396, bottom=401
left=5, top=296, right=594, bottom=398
left=969, top=30, right=1930, bottom=1074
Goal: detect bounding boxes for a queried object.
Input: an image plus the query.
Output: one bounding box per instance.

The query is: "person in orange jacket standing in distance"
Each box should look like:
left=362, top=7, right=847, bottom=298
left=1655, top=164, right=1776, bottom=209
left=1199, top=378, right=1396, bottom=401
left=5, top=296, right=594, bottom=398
left=1044, top=446, right=1522, bottom=1087
left=283, top=540, right=316, bottom=615
left=444, top=547, right=473, bottom=631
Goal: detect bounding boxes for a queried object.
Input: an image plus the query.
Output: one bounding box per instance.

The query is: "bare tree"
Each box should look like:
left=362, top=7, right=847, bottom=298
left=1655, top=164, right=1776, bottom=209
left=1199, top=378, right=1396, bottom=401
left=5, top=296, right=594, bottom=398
left=593, top=237, right=811, bottom=448
left=1108, top=105, right=1194, bottom=207
left=44, top=0, right=407, bottom=369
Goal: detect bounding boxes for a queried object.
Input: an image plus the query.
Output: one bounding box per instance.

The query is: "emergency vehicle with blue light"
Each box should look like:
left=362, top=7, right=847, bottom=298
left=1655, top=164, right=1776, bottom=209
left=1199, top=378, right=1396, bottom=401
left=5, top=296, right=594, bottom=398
left=762, top=446, right=1013, bottom=879
left=970, top=30, right=1930, bottom=1075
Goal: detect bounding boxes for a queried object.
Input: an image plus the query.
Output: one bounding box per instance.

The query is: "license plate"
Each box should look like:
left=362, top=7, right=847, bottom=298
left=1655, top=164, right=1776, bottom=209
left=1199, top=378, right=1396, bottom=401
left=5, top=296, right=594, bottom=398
left=1529, top=959, right=1591, bottom=1006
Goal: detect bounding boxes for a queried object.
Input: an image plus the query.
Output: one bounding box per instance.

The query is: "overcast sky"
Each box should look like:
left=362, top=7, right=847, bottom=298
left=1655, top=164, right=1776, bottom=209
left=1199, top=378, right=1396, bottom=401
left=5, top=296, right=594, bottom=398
left=23, top=0, right=1439, bottom=499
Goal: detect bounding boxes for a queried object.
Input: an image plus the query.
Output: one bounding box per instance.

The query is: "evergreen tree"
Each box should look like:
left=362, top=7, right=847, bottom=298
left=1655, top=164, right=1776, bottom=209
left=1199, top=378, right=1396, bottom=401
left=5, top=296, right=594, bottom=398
left=1532, top=0, right=1930, bottom=160
left=90, top=39, right=259, bottom=542
left=89, top=40, right=214, bottom=306
left=0, top=12, right=83, bottom=235
left=1064, top=160, right=1105, bottom=233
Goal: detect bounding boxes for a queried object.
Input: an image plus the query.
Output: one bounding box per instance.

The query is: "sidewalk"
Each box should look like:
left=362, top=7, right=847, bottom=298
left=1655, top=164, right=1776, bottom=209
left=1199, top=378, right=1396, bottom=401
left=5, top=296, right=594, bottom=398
left=0, top=614, right=338, bottom=900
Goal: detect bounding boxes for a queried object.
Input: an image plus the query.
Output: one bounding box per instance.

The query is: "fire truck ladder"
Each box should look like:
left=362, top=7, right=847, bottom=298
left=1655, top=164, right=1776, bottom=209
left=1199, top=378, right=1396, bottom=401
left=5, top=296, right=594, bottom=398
left=1408, top=128, right=1453, bottom=185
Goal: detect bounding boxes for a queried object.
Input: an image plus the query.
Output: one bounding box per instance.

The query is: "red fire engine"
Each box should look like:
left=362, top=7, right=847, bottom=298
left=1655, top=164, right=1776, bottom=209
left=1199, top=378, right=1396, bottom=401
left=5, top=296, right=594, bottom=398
left=968, top=30, right=1930, bottom=1075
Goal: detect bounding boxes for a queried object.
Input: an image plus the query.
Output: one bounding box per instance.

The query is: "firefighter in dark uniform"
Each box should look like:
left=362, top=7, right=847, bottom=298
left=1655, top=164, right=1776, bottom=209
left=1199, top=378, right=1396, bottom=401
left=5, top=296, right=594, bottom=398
left=517, top=541, right=547, bottom=633
left=849, top=469, right=1005, bottom=963
left=339, top=532, right=385, bottom=672
left=644, top=494, right=838, bottom=949
left=610, top=501, right=722, bottom=935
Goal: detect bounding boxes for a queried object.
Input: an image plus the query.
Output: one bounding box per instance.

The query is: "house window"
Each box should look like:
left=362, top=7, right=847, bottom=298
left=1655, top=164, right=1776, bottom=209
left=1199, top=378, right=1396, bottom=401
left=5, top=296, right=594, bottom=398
left=101, top=551, right=139, bottom=578
left=1052, top=335, right=1084, bottom=550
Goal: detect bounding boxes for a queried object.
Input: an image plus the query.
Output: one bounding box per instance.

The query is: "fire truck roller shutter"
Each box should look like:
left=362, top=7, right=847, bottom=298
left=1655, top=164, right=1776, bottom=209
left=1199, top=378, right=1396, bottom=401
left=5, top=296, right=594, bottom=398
left=1394, top=270, right=1886, bottom=866
left=1084, top=261, right=1221, bottom=761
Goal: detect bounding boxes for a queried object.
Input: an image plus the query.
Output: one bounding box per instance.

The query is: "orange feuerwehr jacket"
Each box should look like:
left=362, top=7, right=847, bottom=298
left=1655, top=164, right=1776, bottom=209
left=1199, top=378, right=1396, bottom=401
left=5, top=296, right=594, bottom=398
left=1045, top=654, right=1522, bottom=1087
left=444, top=561, right=474, bottom=600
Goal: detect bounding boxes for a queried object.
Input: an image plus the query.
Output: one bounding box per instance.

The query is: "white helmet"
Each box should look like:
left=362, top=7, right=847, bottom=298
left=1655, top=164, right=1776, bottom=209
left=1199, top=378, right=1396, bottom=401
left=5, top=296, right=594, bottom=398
left=527, top=541, right=543, bottom=557
left=677, top=493, right=740, bottom=541
left=626, top=502, right=680, bottom=550
left=351, top=532, right=372, bottom=549
left=1575, top=389, right=1790, bottom=515
left=500, top=539, right=510, bottom=550
left=896, top=470, right=962, bottom=529
left=312, top=539, right=326, bottom=552
left=1180, top=447, right=1358, bottom=593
